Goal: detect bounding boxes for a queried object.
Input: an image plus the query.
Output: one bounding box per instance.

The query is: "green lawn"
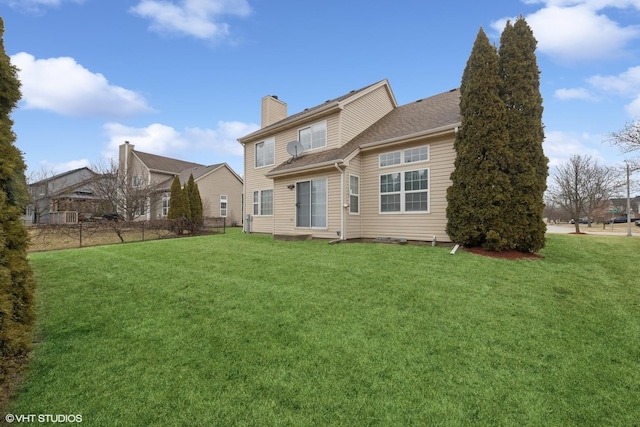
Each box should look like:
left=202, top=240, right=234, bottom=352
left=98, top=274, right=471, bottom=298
left=7, top=230, right=640, bottom=426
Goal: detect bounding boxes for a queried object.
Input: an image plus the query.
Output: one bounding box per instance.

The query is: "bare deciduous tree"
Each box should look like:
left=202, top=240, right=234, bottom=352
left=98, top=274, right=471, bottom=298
left=548, top=155, right=620, bottom=233
left=89, top=159, right=162, bottom=242
left=608, top=121, right=640, bottom=166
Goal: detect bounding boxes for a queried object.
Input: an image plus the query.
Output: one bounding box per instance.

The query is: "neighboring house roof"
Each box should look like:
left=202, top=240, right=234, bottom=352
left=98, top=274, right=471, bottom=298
left=610, top=196, right=640, bottom=207
left=155, top=163, right=244, bottom=192
left=239, top=80, right=393, bottom=143
left=266, top=87, right=461, bottom=177
left=29, top=166, right=97, bottom=187
left=133, top=150, right=205, bottom=174
left=29, top=167, right=100, bottom=199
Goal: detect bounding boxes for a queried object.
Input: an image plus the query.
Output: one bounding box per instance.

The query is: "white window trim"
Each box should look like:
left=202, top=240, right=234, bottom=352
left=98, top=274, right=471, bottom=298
left=252, top=189, right=273, bottom=216
left=220, top=195, right=227, bottom=218
left=379, top=145, right=430, bottom=168
left=379, top=151, right=401, bottom=168
left=161, top=193, right=170, bottom=217
left=295, top=178, right=328, bottom=229
left=379, top=168, right=430, bottom=214
left=298, top=120, right=328, bottom=152
left=255, top=138, right=275, bottom=169
left=349, top=174, right=360, bottom=215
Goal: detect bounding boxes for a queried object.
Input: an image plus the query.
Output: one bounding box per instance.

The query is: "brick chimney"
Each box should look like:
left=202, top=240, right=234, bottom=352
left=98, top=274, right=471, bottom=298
left=261, top=95, right=287, bottom=128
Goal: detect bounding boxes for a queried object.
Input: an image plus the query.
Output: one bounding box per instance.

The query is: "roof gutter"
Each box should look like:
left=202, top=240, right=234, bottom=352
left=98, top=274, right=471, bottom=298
left=264, top=159, right=344, bottom=178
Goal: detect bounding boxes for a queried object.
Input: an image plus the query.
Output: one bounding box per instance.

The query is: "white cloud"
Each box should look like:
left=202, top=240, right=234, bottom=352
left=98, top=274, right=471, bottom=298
left=583, top=66, right=640, bottom=117
left=0, top=0, right=84, bottom=13
left=102, top=120, right=258, bottom=162
left=527, top=5, right=638, bottom=62
left=131, top=0, right=252, bottom=40
left=587, top=66, right=640, bottom=94
left=544, top=130, right=609, bottom=168
left=11, top=52, right=153, bottom=118
left=554, top=87, right=595, bottom=100
left=35, top=158, right=91, bottom=175
left=493, top=1, right=640, bottom=63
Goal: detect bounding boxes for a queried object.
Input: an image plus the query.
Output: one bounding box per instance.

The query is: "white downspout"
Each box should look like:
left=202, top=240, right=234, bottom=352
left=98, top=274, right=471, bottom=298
left=335, top=162, right=345, bottom=240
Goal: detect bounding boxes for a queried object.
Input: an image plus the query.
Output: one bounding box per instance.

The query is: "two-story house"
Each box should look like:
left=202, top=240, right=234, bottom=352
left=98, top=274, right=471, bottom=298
left=118, top=142, right=244, bottom=226
left=238, top=79, right=461, bottom=242
left=25, top=167, right=102, bottom=224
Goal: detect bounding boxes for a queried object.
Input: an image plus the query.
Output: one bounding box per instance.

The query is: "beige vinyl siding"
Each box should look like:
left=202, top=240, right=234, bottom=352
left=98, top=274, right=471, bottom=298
left=340, top=85, right=395, bottom=145
left=273, top=169, right=342, bottom=239
left=243, top=113, right=342, bottom=234
left=196, top=167, right=243, bottom=226
left=344, top=157, right=363, bottom=240
left=243, top=139, right=275, bottom=234
left=359, top=135, right=456, bottom=242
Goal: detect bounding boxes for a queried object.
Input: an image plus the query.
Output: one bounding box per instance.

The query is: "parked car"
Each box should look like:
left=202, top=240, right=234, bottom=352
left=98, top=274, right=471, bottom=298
left=636, top=220, right=640, bottom=227
left=570, top=218, right=593, bottom=224
left=610, top=216, right=629, bottom=224
left=102, top=212, right=123, bottom=221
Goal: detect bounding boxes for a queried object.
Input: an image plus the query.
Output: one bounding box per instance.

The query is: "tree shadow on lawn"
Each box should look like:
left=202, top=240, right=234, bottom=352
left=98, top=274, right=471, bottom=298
left=464, top=247, right=543, bottom=260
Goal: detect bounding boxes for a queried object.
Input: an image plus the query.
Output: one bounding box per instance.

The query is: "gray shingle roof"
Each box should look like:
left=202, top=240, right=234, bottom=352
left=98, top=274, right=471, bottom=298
left=240, top=80, right=386, bottom=142
left=134, top=150, right=205, bottom=174
left=267, top=87, right=461, bottom=176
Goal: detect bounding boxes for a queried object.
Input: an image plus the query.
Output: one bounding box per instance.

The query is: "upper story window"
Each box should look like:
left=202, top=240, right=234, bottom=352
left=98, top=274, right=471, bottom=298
left=132, top=175, right=143, bottom=187
left=379, top=145, right=429, bottom=168
left=255, top=138, right=275, bottom=168
left=299, top=121, right=327, bottom=151
left=379, top=151, right=401, bottom=167
left=404, top=146, right=429, bottom=163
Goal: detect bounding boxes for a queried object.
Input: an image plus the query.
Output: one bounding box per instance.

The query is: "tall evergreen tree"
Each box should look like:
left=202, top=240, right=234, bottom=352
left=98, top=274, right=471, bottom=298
left=167, top=176, right=187, bottom=233
left=186, top=174, right=203, bottom=233
left=0, top=18, right=35, bottom=382
left=499, top=17, right=548, bottom=252
left=446, top=28, right=513, bottom=251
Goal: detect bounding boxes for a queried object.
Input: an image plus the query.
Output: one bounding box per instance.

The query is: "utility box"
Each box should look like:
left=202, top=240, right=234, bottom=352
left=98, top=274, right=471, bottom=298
left=244, top=214, right=252, bottom=233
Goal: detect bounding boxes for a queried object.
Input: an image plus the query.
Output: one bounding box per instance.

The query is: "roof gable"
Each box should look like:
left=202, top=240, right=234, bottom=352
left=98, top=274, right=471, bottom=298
left=239, top=79, right=393, bottom=143
left=156, top=163, right=243, bottom=191
left=266, top=87, right=461, bottom=177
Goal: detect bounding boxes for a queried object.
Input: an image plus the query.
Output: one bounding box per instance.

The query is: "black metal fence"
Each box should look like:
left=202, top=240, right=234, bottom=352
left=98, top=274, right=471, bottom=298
left=27, top=217, right=226, bottom=252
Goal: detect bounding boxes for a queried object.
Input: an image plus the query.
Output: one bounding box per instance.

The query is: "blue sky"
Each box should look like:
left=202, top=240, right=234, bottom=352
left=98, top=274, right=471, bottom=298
left=2, top=0, right=640, bottom=181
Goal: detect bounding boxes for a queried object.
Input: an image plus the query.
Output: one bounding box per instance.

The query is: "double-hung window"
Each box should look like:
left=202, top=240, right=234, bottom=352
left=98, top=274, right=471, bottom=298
left=162, top=193, right=170, bottom=216
left=255, top=138, right=275, bottom=168
left=296, top=178, right=327, bottom=228
left=220, top=195, right=227, bottom=217
left=380, top=169, right=429, bottom=213
left=299, top=121, right=327, bottom=151
left=349, top=175, right=360, bottom=214
left=253, top=189, right=273, bottom=216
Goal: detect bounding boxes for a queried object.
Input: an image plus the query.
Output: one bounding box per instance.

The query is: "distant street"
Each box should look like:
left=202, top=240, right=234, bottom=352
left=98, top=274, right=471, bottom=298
left=546, top=223, right=640, bottom=236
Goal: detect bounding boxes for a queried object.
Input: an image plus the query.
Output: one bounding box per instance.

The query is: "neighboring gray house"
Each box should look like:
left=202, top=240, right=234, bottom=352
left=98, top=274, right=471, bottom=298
left=25, top=167, right=101, bottom=224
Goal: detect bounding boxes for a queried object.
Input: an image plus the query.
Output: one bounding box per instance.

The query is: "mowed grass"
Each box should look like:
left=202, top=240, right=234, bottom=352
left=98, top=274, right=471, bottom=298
left=8, top=230, right=640, bottom=426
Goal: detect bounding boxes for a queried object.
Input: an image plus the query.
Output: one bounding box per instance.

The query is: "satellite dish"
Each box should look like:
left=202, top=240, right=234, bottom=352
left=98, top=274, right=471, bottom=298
left=286, top=140, right=304, bottom=158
